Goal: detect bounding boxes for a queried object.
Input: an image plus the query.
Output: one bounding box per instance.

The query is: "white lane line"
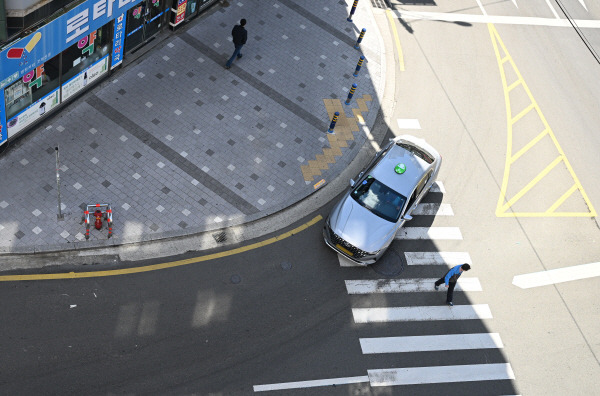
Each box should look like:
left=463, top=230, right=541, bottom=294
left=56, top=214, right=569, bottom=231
left=345, top=278, right=482, bottom=294
left=397, top=118, right=421, bottom=129
left=545, top=0, right=560, bottom=18
left=476, top=0, right=487, bottom=16
left=512, top=262, right=600, bottom=289
left=579, top=0, right=588, bottom=11
left=430, top=181, right=445, bottom=193
left=352, top=304, right=493, bottom=323
left=338, top=254, right=364, bottom=267
left=368, top=363, right=515, bottom=386
left=413, top=203, right=453, bottom=216
left=254, top=375, right=369, bottom=392
left=393, top=10, right=600, bottom=28
left=396, top=227, right=462, bottom=240
left=360, top=333, right=503, bottom=354
left=405, top=251, right=472, bottom=265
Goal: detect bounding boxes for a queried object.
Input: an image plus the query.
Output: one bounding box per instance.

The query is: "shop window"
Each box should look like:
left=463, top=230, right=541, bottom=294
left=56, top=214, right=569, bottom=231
left=4, top=53, right=60, bottom=121
left=61, top=24, right=111, bottom=88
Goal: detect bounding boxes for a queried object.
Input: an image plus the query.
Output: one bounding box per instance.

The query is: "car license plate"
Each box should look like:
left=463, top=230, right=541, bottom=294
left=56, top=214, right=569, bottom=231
left=335, top=244, right=353, bottom=257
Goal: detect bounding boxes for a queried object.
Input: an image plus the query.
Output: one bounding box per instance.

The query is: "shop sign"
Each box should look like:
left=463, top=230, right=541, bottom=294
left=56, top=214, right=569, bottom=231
left=175, top=0, right=188, bottom=25
left=111, top=13, right=127, bottom=69
left=0, top=0, right=144, bottom=82
left=5, top=89, right=60, bottom=138
left=0, top=99, right=5, bottom=145
left=62, top=55, right=109, bottom=102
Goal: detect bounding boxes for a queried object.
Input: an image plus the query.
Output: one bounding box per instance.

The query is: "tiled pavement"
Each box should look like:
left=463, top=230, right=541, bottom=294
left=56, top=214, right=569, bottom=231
left=0, top=0, right=387, bottom=253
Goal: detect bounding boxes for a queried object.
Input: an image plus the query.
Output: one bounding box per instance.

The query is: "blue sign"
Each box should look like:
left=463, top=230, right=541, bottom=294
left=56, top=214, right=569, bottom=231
left=0, top=94, right=6, bottom=145
left=1, top=0, right=143, bottom=82
left=111, top=12, right=127, bottom=69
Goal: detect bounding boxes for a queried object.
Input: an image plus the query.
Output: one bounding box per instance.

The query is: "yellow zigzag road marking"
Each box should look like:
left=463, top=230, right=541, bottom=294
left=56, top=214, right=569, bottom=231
left=0, top=215, right=323, bottom=282
left=488, top=23, right=596, bottom=218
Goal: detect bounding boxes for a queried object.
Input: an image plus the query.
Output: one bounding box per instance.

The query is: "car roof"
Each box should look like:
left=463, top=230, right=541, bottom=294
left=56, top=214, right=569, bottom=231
left=370, top=143, right=433, bottom=196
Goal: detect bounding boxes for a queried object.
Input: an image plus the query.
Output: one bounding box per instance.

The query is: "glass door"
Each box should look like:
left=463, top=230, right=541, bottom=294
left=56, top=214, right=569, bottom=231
left=145, top=0, right=166, bottom=38
left=124, top=2, right=146, bottom=53
left=124, top=0, right=166, bottom=53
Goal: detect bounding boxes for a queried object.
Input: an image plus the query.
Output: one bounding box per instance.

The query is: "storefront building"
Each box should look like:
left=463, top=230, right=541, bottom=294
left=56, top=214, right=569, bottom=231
left=169, top=0, right=215, bottom=29
left=0, top=0, right=180, bottom=148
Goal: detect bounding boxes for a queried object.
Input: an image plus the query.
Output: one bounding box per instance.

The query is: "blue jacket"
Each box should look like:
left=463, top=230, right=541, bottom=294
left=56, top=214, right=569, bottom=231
left=444, top=265, right=463, bottom=285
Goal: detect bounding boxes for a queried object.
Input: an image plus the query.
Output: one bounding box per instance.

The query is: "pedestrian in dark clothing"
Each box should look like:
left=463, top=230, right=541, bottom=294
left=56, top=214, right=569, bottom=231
left=434, top=263, right=471, bottom=306
left=225, top=19, right=247, bottom=69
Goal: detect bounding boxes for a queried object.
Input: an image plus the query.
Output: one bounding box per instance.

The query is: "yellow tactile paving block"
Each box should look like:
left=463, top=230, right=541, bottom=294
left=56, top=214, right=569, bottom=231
left=356, top=98, right=369, bottom=113
left=302, top=96, right=374, bottom=181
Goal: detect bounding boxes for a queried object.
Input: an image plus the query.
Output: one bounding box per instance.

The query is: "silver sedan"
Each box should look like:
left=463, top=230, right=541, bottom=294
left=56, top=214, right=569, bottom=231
left=323, top=135, right=441, bottom=265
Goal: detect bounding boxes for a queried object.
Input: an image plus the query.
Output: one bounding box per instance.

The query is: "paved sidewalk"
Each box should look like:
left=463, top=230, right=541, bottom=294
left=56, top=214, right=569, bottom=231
left=0, top=0, right=387, bottom=254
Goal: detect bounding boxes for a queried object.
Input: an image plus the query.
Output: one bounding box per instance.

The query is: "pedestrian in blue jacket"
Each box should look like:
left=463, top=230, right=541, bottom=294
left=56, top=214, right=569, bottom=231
left=225, top=19, right=247, bottom=69
left=434, top=263, right=471, bottom=306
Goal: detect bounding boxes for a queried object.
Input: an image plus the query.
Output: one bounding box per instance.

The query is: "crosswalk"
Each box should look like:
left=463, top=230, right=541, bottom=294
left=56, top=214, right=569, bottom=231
left=254, top=179, right=518, bottom=393
left=338, top=179, right=517, bottom=391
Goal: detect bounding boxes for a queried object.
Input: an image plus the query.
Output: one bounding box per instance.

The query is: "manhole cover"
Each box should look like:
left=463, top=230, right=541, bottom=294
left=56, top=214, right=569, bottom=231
left=231, top=274, right=241, bottom=284
left=371, top=249, right=405, bottom=277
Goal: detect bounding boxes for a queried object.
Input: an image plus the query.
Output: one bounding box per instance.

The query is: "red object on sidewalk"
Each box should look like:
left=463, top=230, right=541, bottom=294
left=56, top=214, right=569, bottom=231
left=94, top=210, right=103, bottom=230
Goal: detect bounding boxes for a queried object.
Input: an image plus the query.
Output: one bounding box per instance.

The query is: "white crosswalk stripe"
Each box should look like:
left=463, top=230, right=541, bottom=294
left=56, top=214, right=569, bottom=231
left=338, top=254, right=364, bottom=267
left=345, top=278, right=482, bottom=294
left=430, top=180, right=445, bottom=193
left=404, top=251, right=472, bottom=265
left=413, top=203, right=453, bottom=216
left=326, top=175, right=515, bottom=391
left=368, top=363, right=515, bottom=386
left=396, top=227, right=462, bottom=240
left=360, top=333, right=504, bottom=354
left=352, top=304, right=493, bottom=323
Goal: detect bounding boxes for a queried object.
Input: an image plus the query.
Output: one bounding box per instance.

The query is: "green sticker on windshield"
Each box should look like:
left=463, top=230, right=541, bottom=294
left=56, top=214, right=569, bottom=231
left=395, top=163, right=406, bottom=174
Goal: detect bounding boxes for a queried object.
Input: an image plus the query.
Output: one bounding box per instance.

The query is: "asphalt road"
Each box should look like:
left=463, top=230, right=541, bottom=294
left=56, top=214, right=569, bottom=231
left=0, top=189, right=520, bottom=395
left=1, top=1, right=599, bottom=395
left=387, top=0, right=600, bottom=394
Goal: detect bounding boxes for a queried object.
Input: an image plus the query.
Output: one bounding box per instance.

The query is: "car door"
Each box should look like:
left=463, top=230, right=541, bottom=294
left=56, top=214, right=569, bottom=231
left=403, top=170, right=433, bottom=220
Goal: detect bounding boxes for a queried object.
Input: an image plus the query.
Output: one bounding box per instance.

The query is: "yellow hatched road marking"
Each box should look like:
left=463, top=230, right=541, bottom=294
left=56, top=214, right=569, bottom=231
left=488, top=23, right=596, bottom=217
left=501, top=156, right=563, bottom=212
left=510, top=129, right=549, bottom=164
left=547, top=184, right=578, bottom=213
left=0, top=215, right=323, bottom=282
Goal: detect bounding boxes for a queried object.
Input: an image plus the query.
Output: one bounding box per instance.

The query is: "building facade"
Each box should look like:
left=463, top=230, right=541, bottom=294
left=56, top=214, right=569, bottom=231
left=0, top=0, right=216, bottom=148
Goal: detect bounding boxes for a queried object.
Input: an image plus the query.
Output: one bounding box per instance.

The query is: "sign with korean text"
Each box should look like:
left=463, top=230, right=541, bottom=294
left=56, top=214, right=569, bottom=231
left=175, top=0, right=188, bottom=25
left=0, top=0, right=143, bottom=82
left=111, top=12, right=127, bottom=69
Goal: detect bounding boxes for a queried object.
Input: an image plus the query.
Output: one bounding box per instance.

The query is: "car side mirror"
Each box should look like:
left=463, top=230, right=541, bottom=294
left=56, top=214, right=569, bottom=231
left=402, top=214, right=413, bottom=221
left=350, top=179, right=355, bottom=187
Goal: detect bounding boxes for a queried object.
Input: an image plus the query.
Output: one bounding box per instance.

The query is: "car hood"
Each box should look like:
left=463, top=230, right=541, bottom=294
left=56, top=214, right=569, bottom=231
left=329, top=196, right=397, bottom=253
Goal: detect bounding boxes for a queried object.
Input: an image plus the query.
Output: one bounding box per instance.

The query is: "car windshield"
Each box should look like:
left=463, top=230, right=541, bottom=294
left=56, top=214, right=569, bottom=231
left=351, top=176, right=407, bottom=222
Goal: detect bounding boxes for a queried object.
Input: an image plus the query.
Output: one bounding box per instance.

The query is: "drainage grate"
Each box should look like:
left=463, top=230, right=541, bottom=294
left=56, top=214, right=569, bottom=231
left=212, top=231, right=227, bottom=243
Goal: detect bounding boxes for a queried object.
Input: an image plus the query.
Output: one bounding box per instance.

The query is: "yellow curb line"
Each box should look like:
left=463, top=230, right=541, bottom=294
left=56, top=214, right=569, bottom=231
left=386, top=9, right=405, bottom=71
left=0, top=215, right=324, bottom=282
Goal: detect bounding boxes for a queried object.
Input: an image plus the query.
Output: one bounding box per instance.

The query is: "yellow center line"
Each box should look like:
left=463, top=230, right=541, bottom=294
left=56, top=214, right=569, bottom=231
left=0, top=215, right=323, bottom=282
left=386, top=9, right=405, bottom=71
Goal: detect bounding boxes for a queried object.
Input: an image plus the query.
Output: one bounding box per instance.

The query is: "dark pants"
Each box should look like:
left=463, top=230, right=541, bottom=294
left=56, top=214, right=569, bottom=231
left=226, top=44, right=244, bottom=67
left=435, top=277, right=457, bottom=303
